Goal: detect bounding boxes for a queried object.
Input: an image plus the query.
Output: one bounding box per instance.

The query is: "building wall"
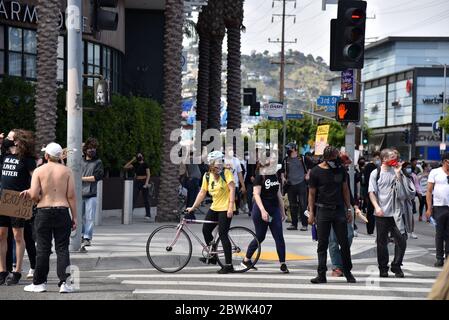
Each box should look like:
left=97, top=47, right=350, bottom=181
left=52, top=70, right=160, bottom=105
left=123, top=9, right=165, bottom=102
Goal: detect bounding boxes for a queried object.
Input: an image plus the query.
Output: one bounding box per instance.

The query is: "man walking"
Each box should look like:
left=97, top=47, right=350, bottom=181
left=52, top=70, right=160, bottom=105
left=426, top=152, right=449, bottom=267
left=81, top=138, right=103, bottom=247
left=281, top=143, right=310, bottom=231
left=21, top=143, right=77, bottom=293
left=307, top=146, right=356, bottom=284
left=369, top=148, right=416, bottom=278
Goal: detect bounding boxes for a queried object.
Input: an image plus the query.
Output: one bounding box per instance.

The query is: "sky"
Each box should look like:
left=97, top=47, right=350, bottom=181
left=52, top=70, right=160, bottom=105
left=240, top=0, right=449, bottom=63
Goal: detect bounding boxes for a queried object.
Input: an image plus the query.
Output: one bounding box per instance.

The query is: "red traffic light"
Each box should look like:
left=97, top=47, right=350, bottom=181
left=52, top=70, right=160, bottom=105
left=346, top=8, right=365, bottom=23
left=336, top=101, right=360, bottom=122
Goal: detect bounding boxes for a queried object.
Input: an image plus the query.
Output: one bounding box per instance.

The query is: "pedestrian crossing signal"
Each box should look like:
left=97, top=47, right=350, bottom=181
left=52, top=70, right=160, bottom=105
left=336, top=101, right=360, bottom=122
left=250, top=102, right=261, bottom=116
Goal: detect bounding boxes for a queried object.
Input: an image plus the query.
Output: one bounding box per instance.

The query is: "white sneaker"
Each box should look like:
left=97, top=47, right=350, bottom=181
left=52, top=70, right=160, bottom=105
left=353, top=230, right=358, bottom=237
left=26, top=269, right=34, bottom=280
left=59, top=282, right=75, bottom=294
left=410, top=232, right=418, bottom=239
left=24, top=283, right=47, bottom=293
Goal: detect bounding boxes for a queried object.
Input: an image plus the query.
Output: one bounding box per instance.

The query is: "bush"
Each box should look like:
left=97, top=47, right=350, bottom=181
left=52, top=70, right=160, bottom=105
left=0, top=76, right=163, bottom=175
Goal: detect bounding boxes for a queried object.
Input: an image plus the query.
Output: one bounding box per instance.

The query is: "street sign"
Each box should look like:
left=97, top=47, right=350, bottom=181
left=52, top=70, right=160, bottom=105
left=264, top=102, right=284, bottom=118
left=341, top=69, right=354, bottom=94
left=268, top=113, right=304, bottom=121
left=317, top=96, right=340, bottom=107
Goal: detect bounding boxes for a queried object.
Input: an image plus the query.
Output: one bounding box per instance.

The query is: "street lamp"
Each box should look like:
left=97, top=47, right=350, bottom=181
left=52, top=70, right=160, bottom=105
left=426, top=59, right=447, bottom=148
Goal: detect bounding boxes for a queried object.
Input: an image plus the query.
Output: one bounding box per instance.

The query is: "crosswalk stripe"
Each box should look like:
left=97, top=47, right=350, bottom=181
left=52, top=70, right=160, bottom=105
left=122, top=280, right=431, bottom=293
left=108, top=273, right=436, bottom=284
left=132, top=289, right=424, bottom=300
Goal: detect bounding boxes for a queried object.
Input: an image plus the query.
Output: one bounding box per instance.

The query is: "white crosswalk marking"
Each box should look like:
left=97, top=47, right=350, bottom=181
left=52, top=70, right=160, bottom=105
left=103, top=262, right=439, bottom=300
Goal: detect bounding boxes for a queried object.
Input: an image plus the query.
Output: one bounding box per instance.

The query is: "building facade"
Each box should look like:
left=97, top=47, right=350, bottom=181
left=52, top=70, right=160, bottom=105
left=0, top=0, right=165, bottom=102
left=362, top=37, right=449, bottom=160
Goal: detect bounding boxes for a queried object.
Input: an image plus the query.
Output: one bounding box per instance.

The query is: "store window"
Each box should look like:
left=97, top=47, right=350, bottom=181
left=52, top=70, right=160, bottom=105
left=8, top=27, right=37, bottom=79
left=364, top=85, right=387, bottom=129
left=0, top=26, right=4, bottom=74
left=103, top=47, right=111, bottom=81
left=87, top=42, right=100, bottom=86
left=387, top=79, right=413, bottom=126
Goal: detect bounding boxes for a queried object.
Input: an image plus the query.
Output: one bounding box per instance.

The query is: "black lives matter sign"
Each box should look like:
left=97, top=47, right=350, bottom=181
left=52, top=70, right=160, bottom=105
left=0, top=189, right=33, bottom=220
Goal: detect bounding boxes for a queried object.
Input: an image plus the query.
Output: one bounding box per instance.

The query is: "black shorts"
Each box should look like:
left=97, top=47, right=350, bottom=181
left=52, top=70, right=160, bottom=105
left=0, top=215, right=26, bottom=228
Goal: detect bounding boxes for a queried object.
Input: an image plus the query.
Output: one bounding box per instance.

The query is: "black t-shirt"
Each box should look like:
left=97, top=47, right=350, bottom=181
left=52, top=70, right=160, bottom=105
left=362, top=163, right=377, bottom=188
left=254, top=174, right=280, bottom=204
left=133, top=162, right=149, bottom=176
left=308, top=165, right=346, bottom=206
left=1, top=154, right=36, bottom=191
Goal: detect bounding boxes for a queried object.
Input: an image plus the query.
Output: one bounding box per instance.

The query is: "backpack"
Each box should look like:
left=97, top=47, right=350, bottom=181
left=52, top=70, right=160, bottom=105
left=205, top=169, right=228, bottom=187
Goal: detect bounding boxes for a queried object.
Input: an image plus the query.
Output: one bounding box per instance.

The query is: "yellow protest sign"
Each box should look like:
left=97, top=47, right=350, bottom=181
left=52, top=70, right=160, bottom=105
left=314, top=125, right=330, bottom=156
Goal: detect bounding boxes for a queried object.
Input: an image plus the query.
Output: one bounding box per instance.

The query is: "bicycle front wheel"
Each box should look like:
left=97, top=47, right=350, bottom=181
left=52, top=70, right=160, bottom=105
left=216, top=226, right=261, bottom=273
left=146, top=225, right=192, bottom=273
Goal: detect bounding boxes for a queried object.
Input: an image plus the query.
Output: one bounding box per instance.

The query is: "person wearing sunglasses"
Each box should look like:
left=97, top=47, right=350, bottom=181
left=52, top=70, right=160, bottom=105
left=426, top=152, right=449, bottom=267
left=186, top=151, right=236, bottom=274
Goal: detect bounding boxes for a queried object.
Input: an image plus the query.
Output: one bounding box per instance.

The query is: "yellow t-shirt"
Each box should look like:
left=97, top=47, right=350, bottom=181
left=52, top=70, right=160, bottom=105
left=201, top=169, right=236, bottom=212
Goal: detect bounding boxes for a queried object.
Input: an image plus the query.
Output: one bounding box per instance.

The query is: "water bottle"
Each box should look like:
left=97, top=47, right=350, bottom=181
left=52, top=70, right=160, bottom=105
left=430, top=216, right=437, bottom=227
left=312, top=224, right=318, bottom=241
left=304, top=210, right=310, bottom=218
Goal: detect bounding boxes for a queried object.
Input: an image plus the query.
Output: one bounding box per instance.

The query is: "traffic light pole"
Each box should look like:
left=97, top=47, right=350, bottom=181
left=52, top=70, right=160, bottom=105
left=66, top=0, right=83, bottom=252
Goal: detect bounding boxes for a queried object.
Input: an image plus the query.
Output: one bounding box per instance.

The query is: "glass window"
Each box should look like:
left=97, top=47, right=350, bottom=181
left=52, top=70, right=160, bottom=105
left=9, top=52, right=22, bottom=76
left=387, top=79, right=413, bottom=126
left=0, top=26, right=4, bottom=50
left=364, top=85, right=387, bottom=129
left=24, top=54, right=36, bottom=78
left=23, top=30, right=36, bottom=54
left=9, top=28, right=22, bottom=51
left=0, top=51, right=4, bottom=74
left=87, top=42, right=101, bottom=87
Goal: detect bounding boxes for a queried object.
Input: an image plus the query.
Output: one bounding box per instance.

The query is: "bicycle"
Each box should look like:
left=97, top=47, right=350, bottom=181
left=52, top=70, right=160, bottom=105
left=146, top=211, right=261, bottom=273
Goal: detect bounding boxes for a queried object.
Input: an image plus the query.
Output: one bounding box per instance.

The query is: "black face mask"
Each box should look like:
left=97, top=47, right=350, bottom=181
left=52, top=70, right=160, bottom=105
left=137, top=155, right=143, bottom=162
left=327, top=157, right=342, bottom=169
left=2, top=139, right=15, bottom=149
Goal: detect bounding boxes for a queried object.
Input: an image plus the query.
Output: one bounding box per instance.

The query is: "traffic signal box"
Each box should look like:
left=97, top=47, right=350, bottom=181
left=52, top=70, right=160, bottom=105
left=336, top=100, right=360, bottom=122
left=250, top=102, right=261, bottom=116
left=330, top=0, right=367, bottom=71
left=90, top=0, right=119, bottom=33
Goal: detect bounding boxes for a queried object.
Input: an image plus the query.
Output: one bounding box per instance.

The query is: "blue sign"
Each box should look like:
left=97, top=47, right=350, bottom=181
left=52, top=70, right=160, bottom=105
left=268, top=114, right=304, bottom=121
left=317, top=96, right=340, bottom=107
left=341, top=69, right=354, bottom=94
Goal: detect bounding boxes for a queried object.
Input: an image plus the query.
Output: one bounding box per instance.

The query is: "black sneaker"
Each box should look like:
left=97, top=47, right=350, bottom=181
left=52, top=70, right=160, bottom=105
left=300, top=226, right=308, bottom=231
left=391, top=267, right=404, bottom=278
left=434, top=259, right=444, bottom=267
left=310, top=275, right=327, bottom=284
left=344, top=272, right=357, bottom=283
left=6, top=272, right=21, bottom=286
left=240, top=260, right=258, bottom=270
left=0, top=272, right=9, bottom=285
left=217, top=265, right=234, bottom=274
left=286, top=225, right=298, bottom=230
left=280, top=263, right=289, bottom=274
left=199, top=256, right=217, bottom=265
left=379, top=271, right=389, bottom=278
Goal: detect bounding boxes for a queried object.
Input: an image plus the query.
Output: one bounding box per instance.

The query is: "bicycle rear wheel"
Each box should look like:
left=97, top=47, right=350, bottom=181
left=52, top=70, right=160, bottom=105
left=146, top=225, right=192, bottom=273
left=216, top=226, right=261, bottom=273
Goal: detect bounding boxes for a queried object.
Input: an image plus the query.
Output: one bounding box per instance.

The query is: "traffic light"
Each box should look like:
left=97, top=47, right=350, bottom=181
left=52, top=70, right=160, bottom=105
left=330, top=0, right=367, bottom=71
left=90, top=0, right=119, bottom=33
left=402, top=129, right=410, bottom=144
left=243, top=88, right=256, bottom=106
left=335, top=100, right=360, bottom=122
left=250, top=102, right=260, bottom=116
left=362, top=132, right=368, bottom=145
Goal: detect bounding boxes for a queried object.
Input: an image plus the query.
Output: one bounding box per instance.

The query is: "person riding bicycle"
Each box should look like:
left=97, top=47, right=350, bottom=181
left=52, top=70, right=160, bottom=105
left=186, top=151, right=236, bottom=274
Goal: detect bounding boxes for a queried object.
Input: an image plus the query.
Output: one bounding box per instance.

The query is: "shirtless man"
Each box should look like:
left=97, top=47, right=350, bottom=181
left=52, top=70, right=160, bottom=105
left=20, top=142, right=77, bottom=293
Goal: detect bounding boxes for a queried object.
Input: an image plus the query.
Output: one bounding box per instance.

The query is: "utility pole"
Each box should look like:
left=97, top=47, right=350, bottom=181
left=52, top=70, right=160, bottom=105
left=66, top=0, right=83, bottom=252
left=269, top=0, right=297, bottom=157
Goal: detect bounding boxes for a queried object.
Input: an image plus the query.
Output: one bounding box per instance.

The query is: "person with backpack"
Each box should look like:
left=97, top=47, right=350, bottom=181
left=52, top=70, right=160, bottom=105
left=281, top=143, right=311, bottom=231
left=368, top=148, right=416, bottom=278
left=242, top=154, right=289, bottom=273
left=362, top=151, right=381, bottom=235
left=186, top=151, right=236, bottom=274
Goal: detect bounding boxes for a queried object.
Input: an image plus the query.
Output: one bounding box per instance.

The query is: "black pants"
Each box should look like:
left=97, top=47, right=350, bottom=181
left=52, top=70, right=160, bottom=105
left=316, top=206, right=352, bottom=275
left=287, top=182, right=308, bottom=227
left=202, top=210, right=232, bottom=265
left=375, top=216, right=407, bottom=272
left=366, top=195, right=375, bottom=234
left=24, top=219, right=36, bottom=270
left=246, top=201, right=286, bottom=262
left=6, top=225, right=13, bottom=272
left=434, top=206, right=449, bottom=261
left=134, top=180, right=151, bottom=217
left=418, top=195, right=428, bottom=218
left=33, top=208, right=72, bottom=285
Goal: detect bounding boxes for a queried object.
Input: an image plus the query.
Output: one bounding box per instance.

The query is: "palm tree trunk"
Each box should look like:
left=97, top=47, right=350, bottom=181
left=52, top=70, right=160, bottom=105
left=157, top=0, right=184, bottom=222
left=225, top=0, right=244, bottom=131
left=35, top=0, right=61, bottom=153
left=196, top=11, right=210, bottom=142
left=207, top=37, right=223, bottom=130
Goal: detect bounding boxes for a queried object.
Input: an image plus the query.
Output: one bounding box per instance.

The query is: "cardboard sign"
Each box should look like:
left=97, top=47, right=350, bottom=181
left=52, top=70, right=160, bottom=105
left=0, top=189, right=33, bottom=220
left=314, top=125, right=330, bottom=156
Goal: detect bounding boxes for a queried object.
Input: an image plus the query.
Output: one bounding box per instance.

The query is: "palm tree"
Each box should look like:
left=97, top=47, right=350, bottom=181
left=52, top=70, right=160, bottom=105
left=207, top=0, right=225, bottom=131
left=225, top=0, right=244, bottom=131
left=195, top=9, right=210, bottom=141
left=157, top=0, right=185, bottom=222
left=34, top=0, right=61, bottom=153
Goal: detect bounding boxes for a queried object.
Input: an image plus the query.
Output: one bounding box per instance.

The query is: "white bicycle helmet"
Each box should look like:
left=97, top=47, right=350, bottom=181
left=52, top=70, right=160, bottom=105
left=207, top=150, right=224, bottom=164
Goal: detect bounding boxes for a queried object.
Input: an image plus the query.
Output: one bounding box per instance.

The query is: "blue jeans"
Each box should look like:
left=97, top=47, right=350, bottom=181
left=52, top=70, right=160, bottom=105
left=82, top=197, right=97, bottom=240
left=329, top=222, right=354, bottom=270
